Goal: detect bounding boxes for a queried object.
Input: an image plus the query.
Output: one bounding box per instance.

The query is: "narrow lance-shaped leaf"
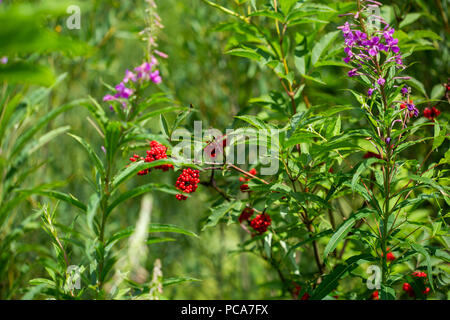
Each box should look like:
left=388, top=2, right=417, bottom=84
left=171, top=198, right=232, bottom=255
left=67, top=133, right=106, bottom=177
left=323, top=209, right=374, bottom=258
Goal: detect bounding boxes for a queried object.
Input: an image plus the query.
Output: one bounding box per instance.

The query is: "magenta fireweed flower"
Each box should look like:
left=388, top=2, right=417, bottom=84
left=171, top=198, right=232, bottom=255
left=368, top=88, right=375, bottom=96
left=377, top=78, right=385, bottom=86
left=103, top=94, right=115, bottom=102
left=401, top=86, right=409, bottom=95
left=348, top=68, right=358, bottom=77
left=123, top=69, right=137, bottom=83
left=114, top=82, right=133, bottom=99
left=154, top=50, right=168, bottom=59
left=0, top=56, right=7, bottom=64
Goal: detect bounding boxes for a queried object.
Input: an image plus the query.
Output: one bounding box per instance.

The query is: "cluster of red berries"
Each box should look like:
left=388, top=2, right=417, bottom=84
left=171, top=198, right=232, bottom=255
left=381, top=247, right=395, bottom=262
left=129, top=140, right=174, bottom=175
left=423, top=106, right=441, bottom=121
left=292, top=284, right=310, bottom=300
left=402, top=271, right=430, bottom=298
left=239, top=168, right=257, bottom=192
left=249, top=213, right=272, bottom=234
left=175, top=168, right=200, bottom=201
left=238, top=207, right=254, bottom=223
left=238, top=207, right=272, bottom=235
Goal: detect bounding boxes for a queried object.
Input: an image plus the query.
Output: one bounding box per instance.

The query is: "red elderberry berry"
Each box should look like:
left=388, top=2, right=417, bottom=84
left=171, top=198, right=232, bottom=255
left=249, top=213, right=271, bottom=234
left=423, top=107, right=441, bottom=121
left=386, top=252, right=395, bottom=262
left=402, top=283, right=415, bottom=297
left=146, top=140, right=174, bottom=171
left=423, top=287, right=430, bottom=295
left=238, top=207, right=254, bottom=223
left=175, top=194, right=187, bottom=201
left=239, top=168, right=257, bottom=192
left=412, top=271, right=427, bottom=278
left=129, top=141, right=173, bottom=175
left=371, top=290, right=379, bottom=300
left=240, top=184, right=250, bottom=192
left=174, top=168, right=200, bottom=200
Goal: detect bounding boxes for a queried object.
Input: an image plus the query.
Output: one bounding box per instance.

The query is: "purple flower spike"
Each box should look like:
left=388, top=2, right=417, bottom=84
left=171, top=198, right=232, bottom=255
left=123, top=69, right=137, bottom=83
left=115, top=82, right=133, bottom=99
left=368, top=88, right=375, bottom=96
left=401, top=86, right=409, bottom=95
left=377, top=77, right=385, bottom=86
left=385, top=137, right=391, bottom=145
left=150, top=70, right=162, bottom=84
left=348, top=68, right=358, bottom=77
left=103, top=94, right=115, bottom=102
left=406, top=101, right=419, bottom=117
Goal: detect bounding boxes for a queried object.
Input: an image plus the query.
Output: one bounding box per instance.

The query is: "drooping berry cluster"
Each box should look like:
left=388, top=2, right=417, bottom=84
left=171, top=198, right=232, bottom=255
left=249, top=213, right=271, bottom=234
left=175, top=168, right=200, bottom=201
left=238, top=207, right=254, bottom=223
left=129, top=140, right=173, bottom=175
left=239, top=168, right=257, bottom=192
left=423, top=106, right=441, bottom=121
left=402, top=271, right=431, bottom=298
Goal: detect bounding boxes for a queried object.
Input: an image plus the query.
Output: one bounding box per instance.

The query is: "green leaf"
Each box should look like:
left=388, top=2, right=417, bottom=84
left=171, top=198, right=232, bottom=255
left=105, top=122, right=122, bottom=165
left=111, top=159, right=177, bottom=191
left=279, top=0, right=298, bottom=14
left=87, top=193, right=101, bottom=231
left=235, top=115, right=270, bottom=129
left=107, top=183, right=179, bottom=215
left=284, top=131, right=319, bottom=148
left=311, top=31, right=340, bottom=67
left=163, top=277, right=201, bottom=287
left=433, top=121, right=447, bottom=150
left=138, top=106, right=187, bottom=122
left=15, top=126, right=70, bottom=163
left=67, top=133, right=106, bottom=177
left=149, top=223, right=198, bottom=237
left=351, top=158, right=383, bottom=191
left=203, top=202, right=241, bottom=229
left=323, top=209, right=373, bottom=258
left=311, top=254, right=375, bottom=300
left=0, top=62, right=55, bottom=86
left=16, top=189, right=86, bottom=211
left=248, top=10, right=284, bottom=21
left=226, top=47, right=262, bottom=62
left=106, top=223, right=197, bottom=248
left=10, top=100, right=86, bottom=158
left=411, top=243, right=434, bottom=290
left=380, top=285, right=396, bottom=300
left=159, top=114, right=170, bottom=139
left=399, top=13, right=422, bottom=28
